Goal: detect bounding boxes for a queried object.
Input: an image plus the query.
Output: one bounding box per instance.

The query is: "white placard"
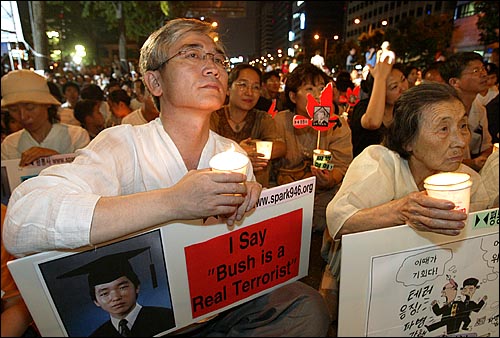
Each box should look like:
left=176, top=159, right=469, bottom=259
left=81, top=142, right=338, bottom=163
left=338, top=208, right=499, bottom=337
left=7, top=177, right=316, bottom=337
left=1, top=154, right=76, bottom=204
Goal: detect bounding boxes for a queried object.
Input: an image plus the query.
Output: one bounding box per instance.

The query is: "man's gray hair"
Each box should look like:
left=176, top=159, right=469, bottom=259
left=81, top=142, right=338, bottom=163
left=139, top=18, right=225, bottom=75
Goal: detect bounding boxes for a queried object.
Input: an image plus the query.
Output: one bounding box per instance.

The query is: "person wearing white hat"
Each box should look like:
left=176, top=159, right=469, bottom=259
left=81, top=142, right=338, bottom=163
left=1, top=70, right=90, bottom=166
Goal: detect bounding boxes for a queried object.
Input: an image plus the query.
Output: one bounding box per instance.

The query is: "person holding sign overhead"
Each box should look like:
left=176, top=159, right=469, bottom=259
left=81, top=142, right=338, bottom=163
left=3, top=18, right=329, bottom=337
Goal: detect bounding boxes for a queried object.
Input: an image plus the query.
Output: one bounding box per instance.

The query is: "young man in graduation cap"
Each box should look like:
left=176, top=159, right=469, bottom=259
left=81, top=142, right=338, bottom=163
left=58, top=247, right=174, bottom=337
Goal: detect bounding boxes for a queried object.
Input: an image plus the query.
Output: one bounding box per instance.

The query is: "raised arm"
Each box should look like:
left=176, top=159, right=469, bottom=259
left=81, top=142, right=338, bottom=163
left=360, top=58, right=394, bottom=130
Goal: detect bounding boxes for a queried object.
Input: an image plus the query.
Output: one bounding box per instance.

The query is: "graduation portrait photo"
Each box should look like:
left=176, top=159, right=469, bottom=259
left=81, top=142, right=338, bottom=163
left=312, top=106, right=330, bottom=127
left=37, top=229, right=175, bottom=337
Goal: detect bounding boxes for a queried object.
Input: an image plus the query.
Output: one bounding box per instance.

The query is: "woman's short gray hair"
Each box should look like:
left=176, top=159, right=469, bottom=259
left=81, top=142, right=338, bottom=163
left=384, top=82, right=464, bottom=159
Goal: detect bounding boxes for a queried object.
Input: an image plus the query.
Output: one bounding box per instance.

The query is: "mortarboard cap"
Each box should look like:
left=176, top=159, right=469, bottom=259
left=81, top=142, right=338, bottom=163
left=57, top=247, right=158, bottom=297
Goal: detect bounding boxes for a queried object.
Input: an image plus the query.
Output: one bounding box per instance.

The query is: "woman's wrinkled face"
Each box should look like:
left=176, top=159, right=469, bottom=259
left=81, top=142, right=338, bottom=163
left=407, top=99, right=469, bottom=175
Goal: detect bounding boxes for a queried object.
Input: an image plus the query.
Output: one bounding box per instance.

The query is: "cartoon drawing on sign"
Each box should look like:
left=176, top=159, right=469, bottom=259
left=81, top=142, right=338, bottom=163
left=366, top=225, right=498, bottom=337
left=425, top=275, right=490, bottom=336
left=425, top=277, right=464, bottom=335
left=458, top=277, right=487, bottom=331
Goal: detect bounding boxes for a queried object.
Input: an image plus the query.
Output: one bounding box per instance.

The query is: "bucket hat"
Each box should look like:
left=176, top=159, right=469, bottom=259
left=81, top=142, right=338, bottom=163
left=1, top=69, right=61, bottom=108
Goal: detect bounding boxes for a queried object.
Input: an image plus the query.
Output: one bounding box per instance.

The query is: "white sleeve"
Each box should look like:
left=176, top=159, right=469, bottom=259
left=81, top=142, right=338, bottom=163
left=3, top=128, right=137, bottom=256
left=325, top=146, right=412, bottom=239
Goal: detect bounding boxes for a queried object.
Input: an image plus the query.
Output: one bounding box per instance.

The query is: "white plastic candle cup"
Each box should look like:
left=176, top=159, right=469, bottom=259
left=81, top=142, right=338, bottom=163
left=493, top=143, right=499, bottom=153
left=209, top=150, right=249, bottom=174
left=255, top=140, right=273, bottom=160
left=423, top=172, right=472, bottom=215
left=313, top=149, right=332, bottom=169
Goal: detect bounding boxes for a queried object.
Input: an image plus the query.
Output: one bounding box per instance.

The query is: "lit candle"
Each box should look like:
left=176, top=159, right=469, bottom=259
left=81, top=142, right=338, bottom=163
left=423, top=172, right=472, bottom=214
left=255, top=140, right=273, bottom=160
left=209, top=144, right=249, bottom=174
left=313, top=149, right=334, bottom=170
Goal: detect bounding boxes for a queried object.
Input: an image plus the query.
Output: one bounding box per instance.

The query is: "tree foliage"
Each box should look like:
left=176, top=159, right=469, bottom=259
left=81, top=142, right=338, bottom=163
left=474, top=1, right=499, bottom=46
left=356, top=13, right=454, bottom=69
left=45, top=1, right=191, bottom=66
left=46, top=1, right=112, bottom=65
left=357, top=28, right=386, bottom=51
left=80, top=1, right=170, bottom=43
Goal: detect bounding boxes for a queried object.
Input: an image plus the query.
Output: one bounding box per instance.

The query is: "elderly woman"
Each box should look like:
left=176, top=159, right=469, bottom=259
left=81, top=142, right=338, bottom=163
left=326, top=82, right=489, bottom=273
left=319, top=83, right=490, bottom=327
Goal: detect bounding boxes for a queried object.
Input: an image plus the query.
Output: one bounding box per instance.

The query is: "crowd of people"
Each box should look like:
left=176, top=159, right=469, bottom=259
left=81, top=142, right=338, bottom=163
left=1, top=17, right=498, bottom=337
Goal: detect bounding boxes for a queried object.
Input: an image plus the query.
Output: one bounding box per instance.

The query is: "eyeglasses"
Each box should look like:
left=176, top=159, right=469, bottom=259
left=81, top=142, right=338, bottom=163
left=158, top=46, right=230, bottom=71
left=462, top=66, right=486, bottom=76
left=233, top=81, right=261, bottom=93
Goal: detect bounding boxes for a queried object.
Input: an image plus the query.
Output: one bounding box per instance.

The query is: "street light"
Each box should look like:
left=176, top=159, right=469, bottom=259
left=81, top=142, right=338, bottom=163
left=314, top=34, right=339, bottom=63
left=72, top=44, right=86, bottom=66
left=314, top=34, right=328, bottom=60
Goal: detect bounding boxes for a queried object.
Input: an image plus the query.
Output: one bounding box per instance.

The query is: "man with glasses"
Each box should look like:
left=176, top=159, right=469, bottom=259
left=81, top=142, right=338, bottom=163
left=441, top=52, right=493, bottom=172
left=4, top=18, right=329, bottom=337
